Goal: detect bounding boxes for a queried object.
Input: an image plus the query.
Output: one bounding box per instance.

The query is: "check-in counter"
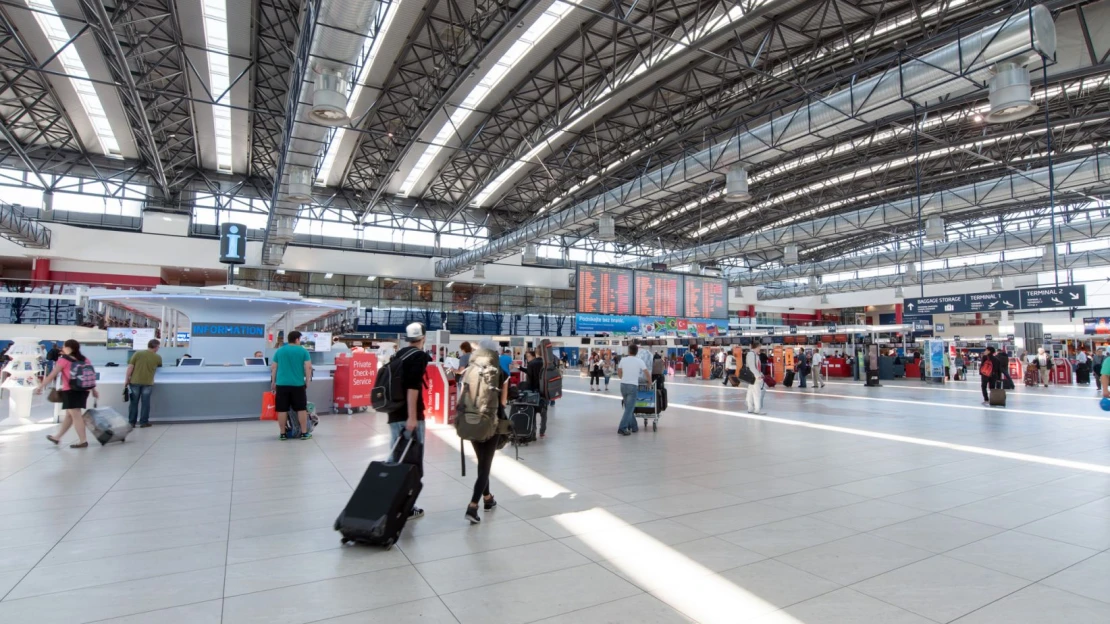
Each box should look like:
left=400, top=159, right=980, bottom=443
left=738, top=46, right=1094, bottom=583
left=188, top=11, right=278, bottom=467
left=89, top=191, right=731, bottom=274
left=92, top=365, right=336, bottom=422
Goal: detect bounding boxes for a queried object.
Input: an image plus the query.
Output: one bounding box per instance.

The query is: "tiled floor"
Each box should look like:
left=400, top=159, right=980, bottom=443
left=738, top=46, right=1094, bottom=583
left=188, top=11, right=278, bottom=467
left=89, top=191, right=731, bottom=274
left=2, top=375, right=1110, bottom=623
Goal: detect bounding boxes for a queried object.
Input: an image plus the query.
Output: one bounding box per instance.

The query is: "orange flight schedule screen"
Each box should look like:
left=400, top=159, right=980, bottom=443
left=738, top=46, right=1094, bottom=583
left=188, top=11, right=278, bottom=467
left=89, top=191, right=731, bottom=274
left=684, top=275, right=729, bottom=319
left=577, top=266, right=634, bottom=315
left=634, top=271, right=683, bottom=317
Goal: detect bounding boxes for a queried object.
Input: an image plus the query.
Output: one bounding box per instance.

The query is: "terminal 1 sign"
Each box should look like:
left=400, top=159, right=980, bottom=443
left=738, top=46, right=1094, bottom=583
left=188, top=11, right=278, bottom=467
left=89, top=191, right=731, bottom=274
left=905, top=285, right=1085, bottom=315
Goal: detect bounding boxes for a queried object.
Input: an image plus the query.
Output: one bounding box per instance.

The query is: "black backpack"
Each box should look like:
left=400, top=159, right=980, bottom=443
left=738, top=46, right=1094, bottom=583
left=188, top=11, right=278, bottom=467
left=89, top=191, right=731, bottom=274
left=371, top=348, right=423, bottom=413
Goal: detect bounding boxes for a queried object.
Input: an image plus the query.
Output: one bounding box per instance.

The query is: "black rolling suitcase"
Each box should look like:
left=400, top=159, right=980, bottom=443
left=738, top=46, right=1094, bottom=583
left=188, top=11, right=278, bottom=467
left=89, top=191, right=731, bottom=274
left=509, top=391, right=542, bottom=444
left=783, top=371, right=795, bottom=387
left=335, top=433, right=422, bottom=549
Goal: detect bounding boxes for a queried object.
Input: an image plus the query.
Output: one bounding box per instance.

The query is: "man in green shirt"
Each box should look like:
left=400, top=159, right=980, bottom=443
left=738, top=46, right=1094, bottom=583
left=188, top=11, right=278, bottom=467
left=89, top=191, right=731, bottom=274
left=271, top=330, right=313, bottom=440
left=126, top=339, right=163, bottom=427
left=1100, top=351, right=1110, bottom=401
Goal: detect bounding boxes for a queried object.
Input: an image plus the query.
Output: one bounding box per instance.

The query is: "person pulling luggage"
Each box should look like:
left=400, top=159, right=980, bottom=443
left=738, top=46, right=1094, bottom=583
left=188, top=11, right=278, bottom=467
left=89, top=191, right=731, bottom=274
left=387, top=323, right=432, bottom=519
left=723, top=350, right=737, bottom=386
left=980, top=346, right=1002, bottom=406
left=519, top=350, right=548, bottom=439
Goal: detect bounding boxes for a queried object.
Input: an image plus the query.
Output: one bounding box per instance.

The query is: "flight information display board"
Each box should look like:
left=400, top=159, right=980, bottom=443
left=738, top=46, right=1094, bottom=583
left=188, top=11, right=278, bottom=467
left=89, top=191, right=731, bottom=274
left=634, top=271, right=683, bottom=317
left=577, top=266, right=634, bottom=315
left=684, top=275, right=729, bottom=319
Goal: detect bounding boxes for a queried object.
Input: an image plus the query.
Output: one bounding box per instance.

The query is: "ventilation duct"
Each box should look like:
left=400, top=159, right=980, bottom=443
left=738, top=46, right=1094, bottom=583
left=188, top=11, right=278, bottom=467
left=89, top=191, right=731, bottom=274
left=42, top=191, right=53, bottom=214
left=895, top=286, right=905, bottom=298
left=310, top=69, right=350, bottom=126
left=783, top=245, right=799, bottom=265
left=924, top=216, right=946, bottom=241
left=436, top=6, right=1055, bottom=277
left=568, top=272, right=576, bottom=288
left=287, top=167, right=314, bottom=201
left=273, top=216, right=296, bottom=243
left=523, top=243, right=537, bottom=264
left=1043, top=243, right=1056, bottom=263
left=986, top=63, right=1036, bottom=123
left=734, top=287, right=744, bottom=298
left=820, top=294, right=829, bottom=305
left=725, top=165, right=750, bottom=202
left=992, top=276, right=1004, bottom=290
left=472, top=263, right=486, bottom=279
left=597, top=215, right=616, bottom=241
left=808, top=275, right=818, bottom=289
left=906, top=263, right=918, bottom=282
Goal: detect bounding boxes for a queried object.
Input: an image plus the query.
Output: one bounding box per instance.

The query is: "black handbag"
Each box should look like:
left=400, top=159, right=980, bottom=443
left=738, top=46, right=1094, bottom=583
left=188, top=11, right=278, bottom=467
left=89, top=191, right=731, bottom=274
left=738, top=366, right=756, bottom=384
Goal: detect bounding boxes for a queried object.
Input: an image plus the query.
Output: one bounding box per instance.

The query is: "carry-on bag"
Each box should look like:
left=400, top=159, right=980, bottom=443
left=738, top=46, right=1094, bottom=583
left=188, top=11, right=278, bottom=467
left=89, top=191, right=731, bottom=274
left=657, top=387, right=667, bottom=412
left=285, top=402, right=320, bottom=437
left=783, top=371, right=795, bottom=387
left=335, top=433, right=422, bottom=548
left=989, top=383, right=1007, bottom=407
left=508, top=399, right=538, bottom=444
left=1002, top=377, right=1015, bottom=390
left=538, top=339, right=563, bottom=400
left=1023, top=367, right=1037, bottom=386
left=83, top=405, right=131, bottom=445
left=728, top=375, right=741, bottom=387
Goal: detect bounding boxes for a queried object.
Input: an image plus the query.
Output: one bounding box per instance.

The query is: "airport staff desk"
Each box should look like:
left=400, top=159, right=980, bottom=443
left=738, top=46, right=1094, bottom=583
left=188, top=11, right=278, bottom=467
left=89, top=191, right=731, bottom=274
left=92, top=365, right=336, bottom=422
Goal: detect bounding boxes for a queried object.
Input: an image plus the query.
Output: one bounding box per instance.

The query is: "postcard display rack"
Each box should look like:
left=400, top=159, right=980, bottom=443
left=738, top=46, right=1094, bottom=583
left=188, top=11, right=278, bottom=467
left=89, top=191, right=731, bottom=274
left=1, top=337, right=45, bottom=424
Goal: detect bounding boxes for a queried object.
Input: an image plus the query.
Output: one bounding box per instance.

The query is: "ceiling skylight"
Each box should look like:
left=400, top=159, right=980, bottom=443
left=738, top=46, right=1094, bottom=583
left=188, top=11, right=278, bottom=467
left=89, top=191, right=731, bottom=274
left=398, top=0, right=576, bottom=197
left=470, top=2, right=753, bottom=207
left=200, top=0, right=233, bottom=172
left=25, top=0, right=120, bottom=156
left=314, top=0, right=400, bottom=186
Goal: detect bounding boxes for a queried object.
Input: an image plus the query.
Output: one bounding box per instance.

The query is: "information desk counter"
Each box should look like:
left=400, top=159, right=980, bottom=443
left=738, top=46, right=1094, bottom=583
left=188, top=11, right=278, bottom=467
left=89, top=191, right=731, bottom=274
left=823, top=357, right=851, bottom=377
left=91, top=365, right=336, bottom=422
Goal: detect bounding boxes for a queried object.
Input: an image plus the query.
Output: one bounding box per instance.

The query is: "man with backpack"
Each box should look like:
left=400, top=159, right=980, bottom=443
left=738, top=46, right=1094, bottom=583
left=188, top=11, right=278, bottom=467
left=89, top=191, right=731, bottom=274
left=979, top=346, right=1001, bottom=406
left=385, top=322, right=431, bottom=519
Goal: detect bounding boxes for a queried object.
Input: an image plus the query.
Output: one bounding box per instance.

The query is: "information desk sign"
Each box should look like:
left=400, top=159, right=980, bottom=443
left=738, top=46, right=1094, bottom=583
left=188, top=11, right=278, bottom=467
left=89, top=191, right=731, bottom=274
left=634, top=270, right=683, bottom=317
left=985, top=334, right=993, bottom=341
left=789, top=325, right=798, bottom=334
left=1019, top=285, right=1086, bottom=309
left=576, top=266, right=634, bottom=315
left=1044, top=333, right=1053, bottom=341
left=968, top=290, right=1018, bottom=312
left=827, top=324, right=837, bottom=333
left=1007, top=334, right=1015, bottom=341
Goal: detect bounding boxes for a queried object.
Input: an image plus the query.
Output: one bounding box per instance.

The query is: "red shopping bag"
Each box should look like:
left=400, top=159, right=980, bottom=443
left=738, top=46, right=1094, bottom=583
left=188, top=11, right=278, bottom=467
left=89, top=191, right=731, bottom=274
left=260, top=391, right=277, bottom=420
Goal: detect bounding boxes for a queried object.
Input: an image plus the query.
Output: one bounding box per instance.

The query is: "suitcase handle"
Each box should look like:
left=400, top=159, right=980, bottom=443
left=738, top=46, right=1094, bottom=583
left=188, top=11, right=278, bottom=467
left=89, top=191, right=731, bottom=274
left=389, top=431, right=416, bottom=464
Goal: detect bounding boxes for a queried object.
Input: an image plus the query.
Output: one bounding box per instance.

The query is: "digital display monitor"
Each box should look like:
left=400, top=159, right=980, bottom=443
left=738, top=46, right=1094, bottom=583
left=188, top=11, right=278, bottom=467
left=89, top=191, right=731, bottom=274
left=243, top=358, right=267, bottom=366
left=684, top=275, right=729, bottom=319
left=576, top=265, right=634, bottom=315
left=634, top=271, right=683, bottom=317
left=177, top=358, right=204, bottom=367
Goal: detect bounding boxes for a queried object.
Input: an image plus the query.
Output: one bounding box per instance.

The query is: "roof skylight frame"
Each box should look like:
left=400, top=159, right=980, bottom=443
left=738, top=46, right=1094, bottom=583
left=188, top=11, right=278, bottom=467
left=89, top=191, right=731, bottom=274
left=199, top=0, right=234, bottom=173
left=25, top=0, right=121, bottom=157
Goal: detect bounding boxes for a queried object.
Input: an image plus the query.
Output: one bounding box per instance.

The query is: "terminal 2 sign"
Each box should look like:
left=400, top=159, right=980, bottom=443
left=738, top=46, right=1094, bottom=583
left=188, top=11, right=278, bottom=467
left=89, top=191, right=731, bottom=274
left=905, top=285, right=1085, bottom=315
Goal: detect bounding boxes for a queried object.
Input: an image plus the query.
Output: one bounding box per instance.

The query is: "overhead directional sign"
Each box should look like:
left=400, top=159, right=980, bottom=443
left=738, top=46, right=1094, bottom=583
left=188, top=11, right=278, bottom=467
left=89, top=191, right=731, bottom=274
left=906, top=285, right=1086, bottom=314
left=903, top=295, right=968, bottom=315
left=1019, top=285, right=1086, bottom=309
left=967, top=290, right=1019, bottom=312
left=789, top=325, right=798, bottom=334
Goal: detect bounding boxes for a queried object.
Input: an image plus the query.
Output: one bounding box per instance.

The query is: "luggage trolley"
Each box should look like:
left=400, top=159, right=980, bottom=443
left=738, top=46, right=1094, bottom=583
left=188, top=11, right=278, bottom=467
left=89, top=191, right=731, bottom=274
left=633, top=381, right=660, bottom=432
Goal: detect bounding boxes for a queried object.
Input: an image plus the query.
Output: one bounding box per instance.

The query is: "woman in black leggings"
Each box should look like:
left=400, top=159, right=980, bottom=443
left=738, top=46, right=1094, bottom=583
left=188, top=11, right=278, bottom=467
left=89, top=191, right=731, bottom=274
left=589, top=354, right=602, bottom=390
left=466, top=342, right=510, bottom=524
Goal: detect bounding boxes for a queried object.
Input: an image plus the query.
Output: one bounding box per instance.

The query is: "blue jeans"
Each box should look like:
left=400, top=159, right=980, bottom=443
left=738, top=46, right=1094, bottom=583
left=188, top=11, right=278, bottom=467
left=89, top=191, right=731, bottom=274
left=799, top=372, right=807, bottom=388
left=128, top=384, right=153, bottom=425
left=389, top=420, right=426, bottom=464
left=619, top=383, right=638, bottom=432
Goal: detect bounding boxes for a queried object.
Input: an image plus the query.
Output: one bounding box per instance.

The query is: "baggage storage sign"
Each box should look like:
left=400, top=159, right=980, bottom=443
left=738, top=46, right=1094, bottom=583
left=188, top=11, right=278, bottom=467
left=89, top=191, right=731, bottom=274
left=903, top=295, right=968, bottom=315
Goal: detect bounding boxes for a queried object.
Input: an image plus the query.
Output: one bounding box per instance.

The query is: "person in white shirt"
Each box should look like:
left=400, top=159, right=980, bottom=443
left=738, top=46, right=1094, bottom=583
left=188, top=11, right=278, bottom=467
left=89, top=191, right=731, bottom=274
left=616, top=344, right=648, bottom=435
left=744, top=345, right=767, bottom=414
left=1036, top=348, right=1050, bottom=387
left=810, top=348, right=826, bottom=389
left=723, top=351, right=737, bottom=386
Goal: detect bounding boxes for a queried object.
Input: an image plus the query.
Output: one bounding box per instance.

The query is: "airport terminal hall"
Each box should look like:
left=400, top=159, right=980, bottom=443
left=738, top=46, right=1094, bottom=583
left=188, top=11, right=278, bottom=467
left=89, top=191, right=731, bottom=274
left=5, top=0, right=1110, bottom=623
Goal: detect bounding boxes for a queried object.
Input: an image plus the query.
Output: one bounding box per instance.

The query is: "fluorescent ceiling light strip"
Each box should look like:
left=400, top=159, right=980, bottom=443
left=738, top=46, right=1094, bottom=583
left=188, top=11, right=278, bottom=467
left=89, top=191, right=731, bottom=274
left=472, top=2, right=756, bottom=206
left=200, top=0, right=233, bottom=172
left=398, top=0, right=575, bottom=196
left=25, top=0, right=120, bottom=156
left=315, top=1, right=401, bottom=186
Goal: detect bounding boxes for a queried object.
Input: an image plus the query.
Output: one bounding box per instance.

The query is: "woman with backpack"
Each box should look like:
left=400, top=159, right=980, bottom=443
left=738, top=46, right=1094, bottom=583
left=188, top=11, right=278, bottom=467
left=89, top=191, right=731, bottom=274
left=463, top=339, right=509, bottom=525
left=37, top=339, right=98, bottom=448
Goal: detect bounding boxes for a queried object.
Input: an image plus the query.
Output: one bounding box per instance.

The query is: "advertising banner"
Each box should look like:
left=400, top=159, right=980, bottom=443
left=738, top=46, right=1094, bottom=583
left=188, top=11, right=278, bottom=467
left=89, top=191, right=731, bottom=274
left=1084, top=317, right=1110, bottom=335
left=574, top=314, right=641, bottom=335
left=575, top=314, right=727, bottom=337
left=926, top=339, right=945, bottom=379
left=106, top=327, right=157, bottom=350
left=302, top=332, right=332, bottom=352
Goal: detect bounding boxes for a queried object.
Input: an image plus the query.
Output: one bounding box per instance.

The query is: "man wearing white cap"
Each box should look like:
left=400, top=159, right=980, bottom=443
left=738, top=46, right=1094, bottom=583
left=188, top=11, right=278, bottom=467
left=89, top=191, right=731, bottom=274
left=388, top=322, right=431, bottom=519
